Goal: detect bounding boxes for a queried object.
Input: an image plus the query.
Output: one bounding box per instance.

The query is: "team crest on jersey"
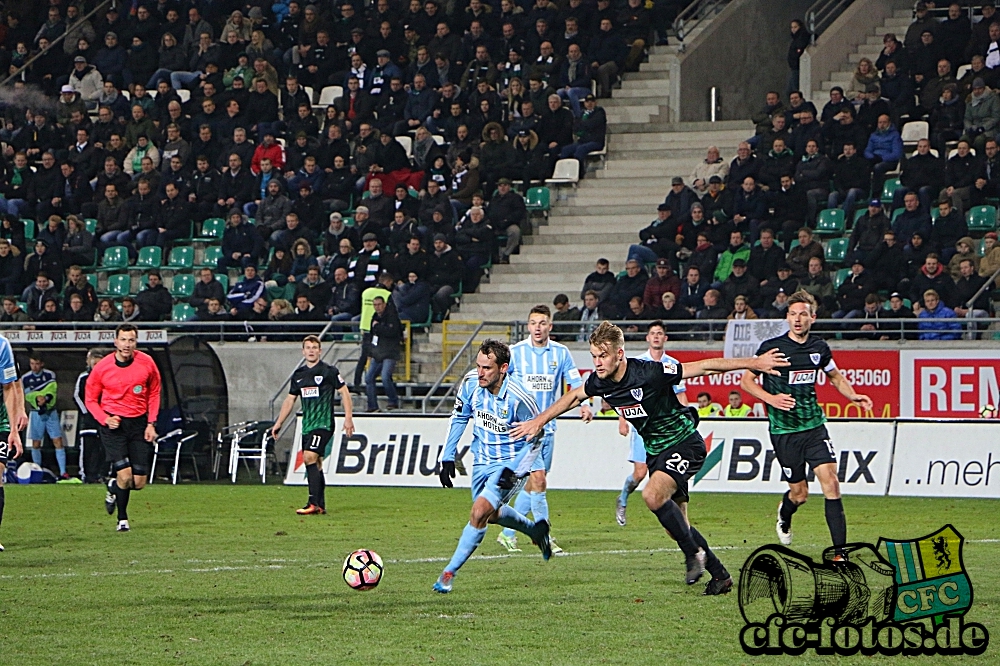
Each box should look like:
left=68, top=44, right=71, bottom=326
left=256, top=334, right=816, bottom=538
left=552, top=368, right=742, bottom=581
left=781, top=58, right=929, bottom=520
left=631, top=388, right=643, bottom=401
left=663, top=362, right=678, bottom=374
left=810, top=353, right=821, bottom=365
left=314, top=375, right=324, bottom=384
left=549, top=360, right=557, bottom=369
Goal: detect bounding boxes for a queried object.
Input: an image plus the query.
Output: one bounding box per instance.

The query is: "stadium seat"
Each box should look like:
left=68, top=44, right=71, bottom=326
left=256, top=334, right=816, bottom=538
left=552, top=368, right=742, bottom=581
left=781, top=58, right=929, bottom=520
left=900, top=121, right=928, bottom=147
left=815, top=208, right=845, bottom=236
left=547, top=159, right=580, bottom=186
left=195, top=218, right=226, bottom=242
left=200, top=245, right=224, bottom=268
left=854, top=208, right=868, bottom=225
left=165, top=246, right=194, bottom=270
left=931, top=207, right=940, bottom=221
left=317, top=85, right=343, bottom=107
left=825, top=237, right=849, bottom=264
left=396, top=135, right=413, bottom=159
left=172, top=303, right=196, bottom=322
left=949, top=147, right=976, bottom=159
left=304, top=86, right=315, bottom=103
left=881, top=178, right=902, bottom=205
left=979, top=237, right=988, bottom=256
left=135, top=246, right=162, bottom=269
left=216, top=273, right=230, bottom=291
left=101, top=273, right=131, bottom=298
left=431, top=134, right=445, bottom=145
left=833, top=267, right=851, bottom=289
left=967, top=205, right=998, bottom=232
left=23, top=219, right=35, bottom=241
left=85, top=273, right=98, bottom=290
left=84, top=218, right=98, bottom=234
left=101, top=246, right=130, bottom=271
left=177, top=89, right=190, bottom=103
left=525, top=187, right=551, bottom=216
left=891, top=207, right=904, bottom=222
left=171, top=273, right=195, bottom=298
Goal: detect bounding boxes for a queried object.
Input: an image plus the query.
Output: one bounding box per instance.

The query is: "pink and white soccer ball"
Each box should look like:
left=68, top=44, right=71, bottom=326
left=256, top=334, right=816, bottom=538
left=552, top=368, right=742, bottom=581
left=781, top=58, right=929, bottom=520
left=343, top=549, right=384, bottom=590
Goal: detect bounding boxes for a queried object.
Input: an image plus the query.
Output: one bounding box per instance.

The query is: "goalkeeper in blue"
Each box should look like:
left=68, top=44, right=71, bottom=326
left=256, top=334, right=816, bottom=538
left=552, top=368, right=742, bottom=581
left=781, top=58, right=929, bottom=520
left=498, top=305, right=593, bottom=554
left=434, top=339, right=552, bottom=594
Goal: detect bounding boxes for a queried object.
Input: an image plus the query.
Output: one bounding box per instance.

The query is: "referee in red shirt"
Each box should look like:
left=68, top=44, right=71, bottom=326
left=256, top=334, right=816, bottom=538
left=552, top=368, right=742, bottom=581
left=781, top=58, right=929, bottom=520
left=85, top=324, right=162, bottom=532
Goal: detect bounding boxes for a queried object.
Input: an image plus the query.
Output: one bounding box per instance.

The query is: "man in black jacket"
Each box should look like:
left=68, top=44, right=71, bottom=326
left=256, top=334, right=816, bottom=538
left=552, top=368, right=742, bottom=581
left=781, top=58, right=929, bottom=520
left=606, top=259, right=647, bottom=319
left=189, top=155, right=222, bottom=222
left=487, top=178, right=527, bottom=262
left=895, top=138, right=945, bottom=213
left=427, top=234, right=462, bottom=317
left=134, top=272, right=173, bottom=321
left=847, top=200, right=891, bottom=265
left=217, top=211, right=261, bottom=271
left=748, top=228, right=785, bottom=287
left=189, top=268, right=226, bottom=314
left=215, top=153, right=256, bottom=216
left=329, top=267, right=361, bottom=322
left=868, top=231, right=907, bottom=293
left=953, top=258, right=991, bottom=336
left=37, top=161, right=90, bottom=222
left=833, top=259, right=876, bottom=318
left=294, top=266, right=332, bottom=312
left=559, top=94, right=605, bottom=176
left=828, top=141, right=872, bottom=214
left=366, top=295, right=402, bottom=412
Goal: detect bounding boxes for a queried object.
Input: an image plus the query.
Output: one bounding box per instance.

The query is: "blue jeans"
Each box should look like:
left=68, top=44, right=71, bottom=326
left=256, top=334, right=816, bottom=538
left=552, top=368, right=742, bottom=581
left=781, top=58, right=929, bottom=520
left=100, top=230, right=136, bottom=257
left=243, top=202, right=259, bottom=217
left=147, top=69, right=173, bottom=88
left=828, top=188, right=866, bottom=215
left=628, top=244, right=660, bottom=265
left=0, top=197, right=27, bottom=218
left=558, top=87, right=591, bottom=117
left=560, top=141, right=603, bottom=163
left=365, top=358, right=399, bottom=411
left=170, top=71, right=203, bottom=90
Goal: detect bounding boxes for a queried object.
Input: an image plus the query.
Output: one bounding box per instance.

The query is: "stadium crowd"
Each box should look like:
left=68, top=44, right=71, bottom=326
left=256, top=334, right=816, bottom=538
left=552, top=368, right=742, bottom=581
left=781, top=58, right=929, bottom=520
left=558, top=1, right=1000, bottom=341
left=0, top=0, right=662, bottom=325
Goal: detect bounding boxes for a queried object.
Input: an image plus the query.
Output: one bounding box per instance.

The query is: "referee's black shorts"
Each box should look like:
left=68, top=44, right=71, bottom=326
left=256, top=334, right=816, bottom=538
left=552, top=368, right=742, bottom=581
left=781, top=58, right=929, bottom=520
left=100, top=416, right=152, bottom=476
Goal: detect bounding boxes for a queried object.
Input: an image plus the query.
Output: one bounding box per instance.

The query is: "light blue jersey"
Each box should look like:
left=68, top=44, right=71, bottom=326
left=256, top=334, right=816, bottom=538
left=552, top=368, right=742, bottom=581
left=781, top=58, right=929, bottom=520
left=629, top=350, right=687, bottom=462
left=506, top=338, right=583, bottom=436
left=444, top=371, right=540, bottom=467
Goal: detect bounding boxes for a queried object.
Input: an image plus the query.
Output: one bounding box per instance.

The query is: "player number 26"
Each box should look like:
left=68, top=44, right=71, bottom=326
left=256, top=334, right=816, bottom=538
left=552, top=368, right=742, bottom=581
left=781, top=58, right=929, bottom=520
left=664, top=452, right=689, bottom=475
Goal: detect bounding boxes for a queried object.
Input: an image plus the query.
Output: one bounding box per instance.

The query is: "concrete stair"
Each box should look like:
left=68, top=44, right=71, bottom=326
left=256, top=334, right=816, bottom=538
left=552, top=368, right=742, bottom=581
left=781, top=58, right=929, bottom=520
left=810, top=6, right=915, bottom=99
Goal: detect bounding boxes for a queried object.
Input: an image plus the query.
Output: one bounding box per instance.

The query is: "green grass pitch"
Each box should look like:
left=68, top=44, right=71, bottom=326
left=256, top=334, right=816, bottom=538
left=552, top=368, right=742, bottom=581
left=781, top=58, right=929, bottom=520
left=0, top=484, right=996, bottom=665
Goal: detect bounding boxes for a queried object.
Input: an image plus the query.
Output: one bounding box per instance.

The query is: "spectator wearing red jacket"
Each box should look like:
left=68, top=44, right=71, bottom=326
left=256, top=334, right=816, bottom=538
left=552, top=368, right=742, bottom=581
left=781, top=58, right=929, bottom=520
left=643, top=258, right=681, bottom=311
left=251, top=132, right=285, bottom=174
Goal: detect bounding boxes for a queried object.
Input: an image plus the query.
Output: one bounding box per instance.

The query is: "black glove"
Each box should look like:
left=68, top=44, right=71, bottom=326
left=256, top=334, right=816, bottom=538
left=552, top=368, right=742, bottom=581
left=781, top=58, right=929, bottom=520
left=439, top=460, right=455, bottom=488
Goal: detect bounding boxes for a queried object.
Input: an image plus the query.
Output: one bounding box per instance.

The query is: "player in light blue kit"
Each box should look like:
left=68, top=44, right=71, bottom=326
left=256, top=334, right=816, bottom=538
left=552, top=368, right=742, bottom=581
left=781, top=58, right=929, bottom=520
left=616, top=321, right=689, bottom=527
left=434, top=339, right=553, bottom=594
left=498, top=305, right=592, bottom=553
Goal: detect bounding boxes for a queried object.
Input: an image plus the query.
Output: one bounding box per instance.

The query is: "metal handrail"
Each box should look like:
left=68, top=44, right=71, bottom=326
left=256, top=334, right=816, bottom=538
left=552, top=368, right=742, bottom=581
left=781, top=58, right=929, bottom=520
left=0, top=0, right=117, bottom=89
left=672, top=0, right=730, bottom=51
left=421, top=320, right=488, bottom=414
left=965, top=265, right=1000, bottom=310
left=806, top=0, right=854, bottom=45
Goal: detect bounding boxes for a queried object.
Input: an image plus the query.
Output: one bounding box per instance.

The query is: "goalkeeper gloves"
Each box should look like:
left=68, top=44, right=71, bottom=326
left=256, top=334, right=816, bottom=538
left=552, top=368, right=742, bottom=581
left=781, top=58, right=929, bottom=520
left=439, top=460, right=456, bottom=488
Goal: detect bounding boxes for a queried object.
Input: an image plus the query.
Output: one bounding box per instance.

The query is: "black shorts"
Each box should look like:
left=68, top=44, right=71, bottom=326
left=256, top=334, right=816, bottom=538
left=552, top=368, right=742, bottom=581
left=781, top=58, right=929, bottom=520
left=302, top=429, right=332, bottom=455
left=646, top=431, right=707, bottom=505
left=770, top=425, right=837, bottom=484
left=100, top=416, right=152, bottom=475
left=0, top=431, right=9, bottom=465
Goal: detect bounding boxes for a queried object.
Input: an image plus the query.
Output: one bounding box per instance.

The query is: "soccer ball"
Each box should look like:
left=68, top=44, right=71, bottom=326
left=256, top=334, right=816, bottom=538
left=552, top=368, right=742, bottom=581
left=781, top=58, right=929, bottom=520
left=343, top=549, right=383, bottom=590
left=980, top=405, right=997, bottom=419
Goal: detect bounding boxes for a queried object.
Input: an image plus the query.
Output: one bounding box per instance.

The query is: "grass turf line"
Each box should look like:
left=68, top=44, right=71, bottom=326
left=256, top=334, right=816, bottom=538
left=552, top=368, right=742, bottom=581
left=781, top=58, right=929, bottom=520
left=0, top=485, right=996, bottom=665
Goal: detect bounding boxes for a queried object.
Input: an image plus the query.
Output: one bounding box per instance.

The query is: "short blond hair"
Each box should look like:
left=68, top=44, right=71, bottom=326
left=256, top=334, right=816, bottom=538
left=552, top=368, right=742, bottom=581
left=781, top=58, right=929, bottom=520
left=787, top=289, right=817, bottom=314
left=589, top=321, right=624, bottom=351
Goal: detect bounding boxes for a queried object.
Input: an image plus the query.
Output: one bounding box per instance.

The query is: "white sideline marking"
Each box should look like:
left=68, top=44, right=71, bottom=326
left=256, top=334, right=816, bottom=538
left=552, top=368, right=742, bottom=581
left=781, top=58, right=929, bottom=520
left=2, top=541, right=995, bottom=582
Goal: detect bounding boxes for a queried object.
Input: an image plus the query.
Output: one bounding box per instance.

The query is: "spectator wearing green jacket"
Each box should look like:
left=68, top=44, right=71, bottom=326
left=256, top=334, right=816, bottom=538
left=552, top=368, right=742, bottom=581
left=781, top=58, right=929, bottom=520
left=713, top=230, right=750, bottom=284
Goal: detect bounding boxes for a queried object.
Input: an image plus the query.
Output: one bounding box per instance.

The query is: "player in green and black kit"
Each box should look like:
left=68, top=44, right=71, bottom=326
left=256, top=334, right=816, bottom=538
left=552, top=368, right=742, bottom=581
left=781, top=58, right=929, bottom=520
left=273, top=335, right=355, bottom=515
left=740, top=290, right=872, bottom=559
left=513, top=322, right=789, bottom=594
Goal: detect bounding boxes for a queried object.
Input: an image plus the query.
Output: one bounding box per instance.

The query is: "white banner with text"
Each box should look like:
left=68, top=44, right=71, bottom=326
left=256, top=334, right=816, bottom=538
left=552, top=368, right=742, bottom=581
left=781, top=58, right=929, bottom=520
left=888, top=422, right=1000, bottom=498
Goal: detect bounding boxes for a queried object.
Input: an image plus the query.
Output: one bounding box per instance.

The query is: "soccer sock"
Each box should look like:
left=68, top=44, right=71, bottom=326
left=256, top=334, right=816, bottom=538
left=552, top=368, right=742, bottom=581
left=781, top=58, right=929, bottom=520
left=54, top=448, right=67, bottom=476
left=530, top=490, right=549, bottom=523
left=502, top=490, right=533, bottom=538
left=620, top=474, right=640, bottom=507
left=30, top=448, right=42, bottom=466
left=496, top=504, right=536, bottom=536
left=315, top=467, right=326, bottom=510
left=825, top=498, right=847, bottom=549
left=690, top=527, right=728, bottom=579
left=779, top=491, right=800, bottom=529
left=445, top=522, right=487, bottom=574
left=652, top=500, right=699, bottom=557
left=117, top=486, right=130, bottom=521
left=0, top=486, right=5, bottom=528
left=305, top=463, right=319, bottom=506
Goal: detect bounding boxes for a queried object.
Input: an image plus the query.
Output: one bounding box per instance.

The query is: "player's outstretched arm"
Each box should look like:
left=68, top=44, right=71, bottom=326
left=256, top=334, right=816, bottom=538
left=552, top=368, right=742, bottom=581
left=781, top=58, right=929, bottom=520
left=271, top=394, right=298, bottom=438
left=740, top=369, right=795, bottom=411
left=826, top=368, right=873, bottom=411
left=510, top=384, right=588, bottom=442
left=337, top=384, right=355, bottom=436
left=681, top=348, right=789, bottom=379
left=2, top=381, right=23, bottom=458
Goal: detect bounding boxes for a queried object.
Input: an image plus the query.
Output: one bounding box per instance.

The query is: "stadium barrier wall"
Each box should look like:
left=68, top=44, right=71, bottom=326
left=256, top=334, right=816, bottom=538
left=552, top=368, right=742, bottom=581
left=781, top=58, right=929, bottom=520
left=283, top=416, right=998, bottom=499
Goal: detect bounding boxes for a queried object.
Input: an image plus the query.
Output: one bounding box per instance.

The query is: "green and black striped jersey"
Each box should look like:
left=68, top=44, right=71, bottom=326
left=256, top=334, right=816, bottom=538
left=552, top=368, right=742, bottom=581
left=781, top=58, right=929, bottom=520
left=754, top=334, right=835, bottom=435
left=290, top=361, right=345, bottom=434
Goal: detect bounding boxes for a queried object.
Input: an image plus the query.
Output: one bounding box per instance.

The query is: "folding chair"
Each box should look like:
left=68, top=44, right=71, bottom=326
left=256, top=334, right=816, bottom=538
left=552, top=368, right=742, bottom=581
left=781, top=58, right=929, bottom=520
left=214, top=420, right=275, bottom=483
left=150, top=429, right=199, bottom=485
left=547, top=158, right=580, bottom=186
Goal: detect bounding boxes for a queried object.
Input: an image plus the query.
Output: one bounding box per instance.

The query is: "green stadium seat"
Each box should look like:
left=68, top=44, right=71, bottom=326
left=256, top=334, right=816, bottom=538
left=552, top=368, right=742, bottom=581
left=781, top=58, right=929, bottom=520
left=833, top=267, right=851, bottom=290
left=135, top=246, right=162, bottom=269
left=100, top=246, right=130, bottom=271
left=171, top=273, right=195, bottom=298
left=195, top=218, right=225, bottom=242
left=215, top=273, right=229, bottom=291
left=84, top=218, right=98, bottom=234
left=172, top=303, right=196, bottom=322
left=967, top=205, right=998, bottom=232
left=525, top=187, right=551, bottom=215
left=165, top=246, right=194, bottom=270
left=979, top=237, right=988, bottom=257
left=101, top=273, right=131, bottom=298
left=789, top=239, right=801, bottom=250
left=825, top=237, right=849, bottom=264
left=199, top=245, right=223, bottom=268
left=881, top=178, right=902, bottom=205
left=815, top=208, right=846, bottom=236
left=854, top=208, right=868, bottom=225
left=931, top=207, right=940, bottom=222
left=22, top=219, right=34, bottom=241
left=85, top=273, right=97, bottom=290
left=891, top=207, right=904, bottom=222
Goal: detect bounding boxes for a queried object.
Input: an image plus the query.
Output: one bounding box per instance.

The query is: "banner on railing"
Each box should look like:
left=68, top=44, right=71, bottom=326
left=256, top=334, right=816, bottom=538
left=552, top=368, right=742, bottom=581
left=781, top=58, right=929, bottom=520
left=1, top=329, right=168, bottom=344
left=889, top=422, right=1000, bottom=498
left=723, top=319, right=789, bottom=358
left=900, top=350, right=1000, bottom=418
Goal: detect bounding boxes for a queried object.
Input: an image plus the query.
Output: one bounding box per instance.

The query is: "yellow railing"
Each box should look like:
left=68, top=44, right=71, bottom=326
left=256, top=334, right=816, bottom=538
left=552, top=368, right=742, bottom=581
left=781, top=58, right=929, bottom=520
left=441, top=320, right=511, bottom=381
left=393, top=320, right=412, bottom=382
